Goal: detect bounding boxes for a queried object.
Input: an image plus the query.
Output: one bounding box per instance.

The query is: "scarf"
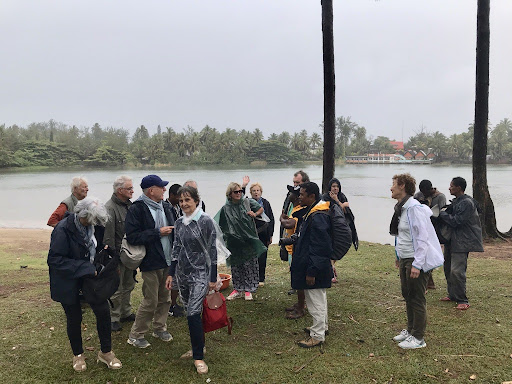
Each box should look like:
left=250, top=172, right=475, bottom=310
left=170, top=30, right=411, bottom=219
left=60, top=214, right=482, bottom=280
left=182, top=206, right=203, bottom=226
left=74, top=214, right=96, bottom=263
left=389, top=195, right=412, bottom=236
left=256, top=197, right=265, bottom=214
left=139, top=194, right=165, bottom=228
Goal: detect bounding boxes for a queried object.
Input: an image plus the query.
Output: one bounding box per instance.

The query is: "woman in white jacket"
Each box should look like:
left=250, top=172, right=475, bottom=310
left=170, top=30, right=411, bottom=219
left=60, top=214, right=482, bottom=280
left=389, top=173, right=443, bottom=350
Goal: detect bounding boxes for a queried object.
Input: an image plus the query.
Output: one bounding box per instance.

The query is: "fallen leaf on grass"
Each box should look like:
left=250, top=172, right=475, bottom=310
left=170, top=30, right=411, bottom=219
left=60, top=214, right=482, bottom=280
left=12, top=346, right=16, bottom=350
left=86, top=336, right=92, bottom=341
left=85, top=346, right=95, bottom=351
left=424, top=374, right=438, bottom=379
left=368, top=353, right=375, bottom=358
left=469, top=374, right=477, bottom=380
left=348, top=314, right=359, bottom=324
left=275, top=352, right=282, bottom=355
left=509, top=354, right=512, bottom=359
left=501, top=381, right=512, bottom=384
left=49, top=327, right=54, bottom=331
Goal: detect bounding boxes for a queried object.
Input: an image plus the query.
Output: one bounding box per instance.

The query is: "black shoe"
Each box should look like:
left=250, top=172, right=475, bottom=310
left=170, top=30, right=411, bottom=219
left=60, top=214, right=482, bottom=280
left=287, top=289, right=296, bottom=295
left=169, top=304, right=184, bottom=317
left=120, top=313, right=136, bottom=322
left=111, top=321, right=122, bottom=332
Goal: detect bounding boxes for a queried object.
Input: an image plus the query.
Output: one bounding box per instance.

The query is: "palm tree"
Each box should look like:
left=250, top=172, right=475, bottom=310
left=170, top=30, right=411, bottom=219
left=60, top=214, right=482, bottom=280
left=321, top=0, right=335, bottom=193
left=309, top=132, right=322, bottom=150
left=472, top=0, right=502, bottom=238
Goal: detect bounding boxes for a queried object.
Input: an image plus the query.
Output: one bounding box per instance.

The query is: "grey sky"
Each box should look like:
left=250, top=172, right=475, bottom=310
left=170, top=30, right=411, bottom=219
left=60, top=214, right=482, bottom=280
left=1, top=0, right=511, bottom=141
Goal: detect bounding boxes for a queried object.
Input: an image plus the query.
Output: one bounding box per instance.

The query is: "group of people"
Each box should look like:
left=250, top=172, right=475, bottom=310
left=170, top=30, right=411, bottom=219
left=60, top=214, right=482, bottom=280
left=45, top=169, right=484, bottom=375
left=390, top=174, right=483, bottom=349
left=46, top=173, right=277, bottom=374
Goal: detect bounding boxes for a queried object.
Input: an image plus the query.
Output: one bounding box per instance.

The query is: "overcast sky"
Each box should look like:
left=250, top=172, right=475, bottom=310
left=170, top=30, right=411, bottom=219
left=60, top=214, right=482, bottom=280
left=1, top=0, right=511, bottom=141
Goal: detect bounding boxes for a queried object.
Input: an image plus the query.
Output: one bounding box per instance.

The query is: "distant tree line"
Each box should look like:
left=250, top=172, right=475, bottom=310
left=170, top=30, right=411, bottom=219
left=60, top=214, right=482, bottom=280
left=1, top=117, right=511, bottom=168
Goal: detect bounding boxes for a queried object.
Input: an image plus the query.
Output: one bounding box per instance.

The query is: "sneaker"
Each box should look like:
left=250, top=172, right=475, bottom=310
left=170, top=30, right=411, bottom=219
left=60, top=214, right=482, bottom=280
left=111, top=321, right=122, bottom=332
left=398, top=335, right=426, bottom=349
left=393, top=329, right=410, bottom=342
left=298, top=337, right=323, bottom=349
left=287, top=288, right=296, bottom=295
left=120, top=313, right=136, bottom=322
left=245, top=292, right=253, bottom=301
left=169, top=304, right=185, bottom=317
left=127, top=337, right=151, bottom=348
left=152, top=330, right=173, bottom=342
left=285, top=308, right=305, bottom=319
left=227, top=290, right=243, bottom=301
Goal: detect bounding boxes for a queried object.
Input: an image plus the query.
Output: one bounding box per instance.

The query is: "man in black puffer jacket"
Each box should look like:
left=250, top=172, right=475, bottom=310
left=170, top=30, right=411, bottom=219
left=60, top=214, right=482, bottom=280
left=125, top=175, right=175, bottom=349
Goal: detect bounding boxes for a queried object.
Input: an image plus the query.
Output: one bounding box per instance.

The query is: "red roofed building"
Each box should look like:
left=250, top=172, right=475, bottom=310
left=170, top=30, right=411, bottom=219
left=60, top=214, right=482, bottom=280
left=390, top=141, right=404, bottom=150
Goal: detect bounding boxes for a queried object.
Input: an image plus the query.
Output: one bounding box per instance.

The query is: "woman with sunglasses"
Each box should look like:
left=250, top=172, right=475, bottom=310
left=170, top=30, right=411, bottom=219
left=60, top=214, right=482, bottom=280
left=215, top=182, right=267, bottom=301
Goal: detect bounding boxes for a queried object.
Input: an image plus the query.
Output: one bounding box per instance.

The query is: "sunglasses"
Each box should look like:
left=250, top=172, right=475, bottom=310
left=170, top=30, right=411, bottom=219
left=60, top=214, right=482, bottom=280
left=232, top=190, right=243, bottom=194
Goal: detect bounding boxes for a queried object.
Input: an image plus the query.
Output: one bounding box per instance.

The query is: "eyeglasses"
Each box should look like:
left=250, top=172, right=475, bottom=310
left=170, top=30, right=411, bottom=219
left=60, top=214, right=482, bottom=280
left=123, top=187, right=134, bottom=191
left=232, top=190, right=243, bottom=194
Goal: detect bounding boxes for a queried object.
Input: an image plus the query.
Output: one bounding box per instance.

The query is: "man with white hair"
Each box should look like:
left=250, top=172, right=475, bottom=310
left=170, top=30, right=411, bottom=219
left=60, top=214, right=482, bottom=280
left=47, top=176, right=89, bottom=227
left=126, top=175, right=175, bottom=348
left=104, top=175, right=135, bottom=332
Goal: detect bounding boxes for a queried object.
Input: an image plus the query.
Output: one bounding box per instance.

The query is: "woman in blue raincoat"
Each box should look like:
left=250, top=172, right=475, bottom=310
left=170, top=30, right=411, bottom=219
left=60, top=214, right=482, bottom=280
left=166, top=186, right=217, bottom=375
left=215, top=182, right=266, bottom=301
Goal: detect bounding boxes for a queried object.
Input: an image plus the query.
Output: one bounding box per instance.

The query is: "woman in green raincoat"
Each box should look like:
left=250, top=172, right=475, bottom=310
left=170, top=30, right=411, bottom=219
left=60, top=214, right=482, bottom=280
left=215, top=182, right=267, bottom=301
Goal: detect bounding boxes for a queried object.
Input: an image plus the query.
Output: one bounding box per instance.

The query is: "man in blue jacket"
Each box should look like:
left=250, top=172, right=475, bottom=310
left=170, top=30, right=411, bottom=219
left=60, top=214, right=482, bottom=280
left=126, top=175, right=175, bottom=348
left=291, top=182, right=332, bottom=348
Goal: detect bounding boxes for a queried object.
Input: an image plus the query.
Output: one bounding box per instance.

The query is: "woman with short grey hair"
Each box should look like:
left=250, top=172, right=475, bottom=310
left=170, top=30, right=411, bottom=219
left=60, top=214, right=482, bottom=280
left=48, top=196, right=122, bottom=372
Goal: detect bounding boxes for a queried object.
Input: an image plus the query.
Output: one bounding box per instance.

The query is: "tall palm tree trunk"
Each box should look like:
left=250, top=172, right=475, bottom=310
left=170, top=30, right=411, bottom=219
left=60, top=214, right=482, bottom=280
left=321, top=0, right=335, bottom=193
left=472, top=0, right=502, bottom=238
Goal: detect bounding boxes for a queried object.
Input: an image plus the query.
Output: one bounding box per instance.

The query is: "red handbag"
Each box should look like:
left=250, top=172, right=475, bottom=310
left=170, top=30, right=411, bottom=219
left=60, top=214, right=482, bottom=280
left=202, top=292, right=233, bottom=334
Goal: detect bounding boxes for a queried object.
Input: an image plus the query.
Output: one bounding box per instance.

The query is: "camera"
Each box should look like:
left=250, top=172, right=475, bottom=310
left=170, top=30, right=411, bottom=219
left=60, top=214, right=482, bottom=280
left=279, top=233, right=298, bottom=246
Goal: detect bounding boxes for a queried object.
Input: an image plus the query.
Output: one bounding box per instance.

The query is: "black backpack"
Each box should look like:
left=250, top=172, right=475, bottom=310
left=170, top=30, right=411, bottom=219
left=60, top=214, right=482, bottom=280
left=327, top=203, right=353, bottom=260
left=81, top=247, right=120, bottom=305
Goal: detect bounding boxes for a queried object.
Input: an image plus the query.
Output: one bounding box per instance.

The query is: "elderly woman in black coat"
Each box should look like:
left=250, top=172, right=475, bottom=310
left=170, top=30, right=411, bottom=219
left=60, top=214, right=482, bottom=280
left=48, top=197, right=122, bottom=372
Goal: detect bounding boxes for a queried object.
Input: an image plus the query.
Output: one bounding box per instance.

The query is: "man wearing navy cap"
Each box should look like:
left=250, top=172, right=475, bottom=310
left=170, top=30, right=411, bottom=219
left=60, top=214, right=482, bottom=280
left=125, top=175, right=175, bottom=348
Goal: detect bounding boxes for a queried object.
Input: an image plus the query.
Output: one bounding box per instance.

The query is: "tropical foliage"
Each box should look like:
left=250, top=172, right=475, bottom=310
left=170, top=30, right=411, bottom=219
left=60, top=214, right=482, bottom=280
left=1, top=117, right=511, bottom=168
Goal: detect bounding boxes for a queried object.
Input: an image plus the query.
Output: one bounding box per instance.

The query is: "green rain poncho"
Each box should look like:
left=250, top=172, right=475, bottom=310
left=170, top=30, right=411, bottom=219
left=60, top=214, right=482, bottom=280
left=214, top=197, right=267, bottom=267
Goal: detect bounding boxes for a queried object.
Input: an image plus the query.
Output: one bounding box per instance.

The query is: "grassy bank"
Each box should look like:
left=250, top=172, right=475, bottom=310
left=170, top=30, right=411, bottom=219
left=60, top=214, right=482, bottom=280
left=1, top=239, right=511, bottom=384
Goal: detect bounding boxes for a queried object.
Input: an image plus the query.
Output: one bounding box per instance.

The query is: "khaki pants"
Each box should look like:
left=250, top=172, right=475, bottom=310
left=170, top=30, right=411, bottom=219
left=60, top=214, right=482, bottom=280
left=129, top=268, right=171, bottom=339
left=110, top=262, right=136, bottom=322
left=304, top=288, right=328, bottom=342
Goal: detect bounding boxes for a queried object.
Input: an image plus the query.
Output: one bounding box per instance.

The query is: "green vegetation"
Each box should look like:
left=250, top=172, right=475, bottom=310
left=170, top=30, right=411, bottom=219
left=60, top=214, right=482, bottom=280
left=1, top=241, right=511, bottom=383
left=2, top=117, right=511, bottom=168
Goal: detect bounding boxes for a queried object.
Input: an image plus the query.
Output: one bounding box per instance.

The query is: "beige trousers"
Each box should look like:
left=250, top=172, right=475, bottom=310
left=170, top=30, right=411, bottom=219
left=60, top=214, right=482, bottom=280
left=129, top=268, right=171, bottom=339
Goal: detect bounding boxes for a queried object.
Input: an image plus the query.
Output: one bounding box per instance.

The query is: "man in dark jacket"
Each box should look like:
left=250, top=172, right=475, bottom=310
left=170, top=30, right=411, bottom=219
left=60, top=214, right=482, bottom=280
left=126, top=175, right=175, bottom=348
left=291, top=182, right=332, bottom=348
left=439, top=177, right=483, bottom=310
left=104, top=175, right=134, bottom=332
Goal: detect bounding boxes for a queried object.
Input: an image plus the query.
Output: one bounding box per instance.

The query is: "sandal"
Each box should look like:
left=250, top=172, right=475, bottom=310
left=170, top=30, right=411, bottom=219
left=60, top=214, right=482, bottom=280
left=194, top=360, right=209, bottom=374
left=180, top=347, right=206, bottom=359
left=286, top=308, right=305, bottom=320
left=97, top=351, right=122, bottom=369
left=72, top=354, right=86, bottom=372
left=439, top=296, right=452, bottom=302
left=456, top=303, right=470, bottom=310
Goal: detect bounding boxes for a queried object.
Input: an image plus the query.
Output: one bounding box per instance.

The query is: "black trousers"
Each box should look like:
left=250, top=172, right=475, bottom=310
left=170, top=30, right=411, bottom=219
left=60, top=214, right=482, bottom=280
left=258, top=249, right=268, bottom=283
left=187, top=314, right=205, bottom=360
left=61, top=300, right=112, bottom=355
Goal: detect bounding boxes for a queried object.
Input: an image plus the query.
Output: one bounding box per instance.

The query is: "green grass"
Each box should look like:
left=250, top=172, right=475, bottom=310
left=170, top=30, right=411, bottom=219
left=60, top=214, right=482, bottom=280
left=1, top=242, right=511, bottom=383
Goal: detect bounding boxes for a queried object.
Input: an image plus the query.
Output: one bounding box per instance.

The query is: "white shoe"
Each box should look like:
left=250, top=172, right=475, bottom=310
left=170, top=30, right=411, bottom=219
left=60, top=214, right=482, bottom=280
left=244, top=292, right=253, bottom=301
left=398, top=335, right=426, bottom=349
left=393, top=329, right=410, bottom=342
left=227, top=290, right=243, bottom=301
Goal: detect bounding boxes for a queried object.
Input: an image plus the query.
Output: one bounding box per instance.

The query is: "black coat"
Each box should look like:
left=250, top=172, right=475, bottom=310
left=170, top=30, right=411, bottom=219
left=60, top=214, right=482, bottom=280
left=124, top=200, right=175, bottom=272
left=291, top=205, right=333, bottom=290
left=257, top=197, right=275, bottom=245
left=47, top=214, right=96, bottom=305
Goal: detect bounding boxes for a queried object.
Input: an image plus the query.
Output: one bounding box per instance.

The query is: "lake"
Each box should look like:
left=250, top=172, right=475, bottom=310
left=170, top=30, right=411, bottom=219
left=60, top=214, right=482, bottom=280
left=1, top=164, right=511, bottom=244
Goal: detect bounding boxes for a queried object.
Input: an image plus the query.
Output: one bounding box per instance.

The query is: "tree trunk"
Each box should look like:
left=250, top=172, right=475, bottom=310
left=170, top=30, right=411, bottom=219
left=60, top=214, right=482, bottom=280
left=472, top=0, right=502, bottom=238
left=321, top=0, right=335, bottom=193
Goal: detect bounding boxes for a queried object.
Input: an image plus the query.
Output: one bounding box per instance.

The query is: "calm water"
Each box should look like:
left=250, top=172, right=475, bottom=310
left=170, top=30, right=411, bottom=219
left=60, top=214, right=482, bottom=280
left=1, top=164, right=511, bottom=244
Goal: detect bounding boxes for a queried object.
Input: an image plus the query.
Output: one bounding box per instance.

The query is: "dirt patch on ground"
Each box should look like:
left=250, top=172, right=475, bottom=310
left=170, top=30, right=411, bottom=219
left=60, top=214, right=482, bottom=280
left=473, top=240, right=512, bottom=260
left=0, top=228, right=51, bottom=258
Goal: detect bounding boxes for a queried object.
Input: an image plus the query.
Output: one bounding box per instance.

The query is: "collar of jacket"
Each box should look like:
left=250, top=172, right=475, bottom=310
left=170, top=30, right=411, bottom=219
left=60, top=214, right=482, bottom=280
left=305, top=200, right=330, bottom=219
left=111, top=193, right=132, bottom=207
left=64, top=214, right=87, bottom=249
